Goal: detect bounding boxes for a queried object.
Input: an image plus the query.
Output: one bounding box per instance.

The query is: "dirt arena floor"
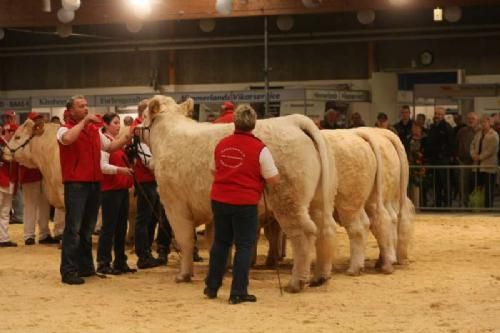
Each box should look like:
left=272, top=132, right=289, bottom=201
left=1, top=213, right=500, bottom=333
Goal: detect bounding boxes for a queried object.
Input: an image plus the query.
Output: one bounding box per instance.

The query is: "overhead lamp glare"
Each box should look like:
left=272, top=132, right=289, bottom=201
left=128, top=0, right=153, bottom=19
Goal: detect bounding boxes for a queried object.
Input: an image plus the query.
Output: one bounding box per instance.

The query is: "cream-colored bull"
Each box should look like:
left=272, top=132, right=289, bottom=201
left=141, top=96, right=337, bottom=292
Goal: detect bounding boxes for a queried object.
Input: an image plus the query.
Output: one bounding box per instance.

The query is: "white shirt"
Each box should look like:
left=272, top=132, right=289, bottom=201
left=56, top=126, right=111, bottom=151
left=100, top=135, right=118, bottom=175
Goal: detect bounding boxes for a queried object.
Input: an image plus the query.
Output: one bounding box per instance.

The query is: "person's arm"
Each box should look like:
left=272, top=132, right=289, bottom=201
left=259, top=147, right=280, bottom=186
left=105, top=132, right=131, bottom=153
left=59, top=114, right=100, bottom=145
left=137, top=143, right=154, bottom=170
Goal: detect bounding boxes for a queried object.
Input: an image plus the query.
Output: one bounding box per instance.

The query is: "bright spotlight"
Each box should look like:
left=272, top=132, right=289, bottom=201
left=127, top=0, right=152, bottom=20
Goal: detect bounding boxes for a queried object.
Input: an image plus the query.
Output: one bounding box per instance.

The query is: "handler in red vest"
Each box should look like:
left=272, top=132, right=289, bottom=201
left=96, top=112, right=135, bottom=275
left=204, top=104, right=280, bottom=304
left=213, top=101, right=235, bottom=124
left=0, top=120, right=18, bottom=247
left=56, top=95, right=131, bottom=285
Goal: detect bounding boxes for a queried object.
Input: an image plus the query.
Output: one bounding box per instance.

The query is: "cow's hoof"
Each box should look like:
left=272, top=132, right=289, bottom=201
left=309, top=276, right=329, bottom=287
left=346, top=267, right=363, bottom=276
left=378, top=262, right=394, bottom=274
left=175, top=274, right=192, bottom=283
left=374, top=257, right=383, bottom=270
left=284, top=280, right=306, bottom=293
left=396, top=258, right=410, bottom=265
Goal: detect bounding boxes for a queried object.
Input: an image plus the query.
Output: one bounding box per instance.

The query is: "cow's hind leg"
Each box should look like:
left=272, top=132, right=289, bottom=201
left=310, top=209, right=336, bottom=287
left=340, top=209, right=370, bottom=276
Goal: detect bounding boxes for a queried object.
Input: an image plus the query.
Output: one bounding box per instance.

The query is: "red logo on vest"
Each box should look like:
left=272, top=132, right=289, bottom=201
left=220, top=147, right=245, bottom=168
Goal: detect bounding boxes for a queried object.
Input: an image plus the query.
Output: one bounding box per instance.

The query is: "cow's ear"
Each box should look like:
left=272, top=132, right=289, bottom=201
left=148, top=98, right=161, bottom=116
left=181, top=98, right=194, bottom=115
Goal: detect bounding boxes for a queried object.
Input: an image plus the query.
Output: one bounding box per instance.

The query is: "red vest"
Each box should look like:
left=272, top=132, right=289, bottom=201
left=135, top=158, right=155, bottom=183
left=19, top=165, right=42, bottom=184
left=213, top=111, right=234, bottom=124
left=0, top=159, right=17, bottom=188
left=59, top=119, right=103, bottom=183
left=101, top=135, right=133, bottom=191
left=211, top=131, right=265, bottom=205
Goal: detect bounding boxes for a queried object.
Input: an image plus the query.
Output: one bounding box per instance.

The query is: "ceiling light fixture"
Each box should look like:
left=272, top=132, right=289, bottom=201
left=57, top=24, right=72, bottom=38
left=57, top=8, right=75, bottom=23
left=302, top=0, right=322, bottom=8
left=433, top=6, right=443, bottom=22
left=62, top=0, right=81, bottom=12
left=42, top=0, right=51, bottom=12
left=126, top=20, right=143, bottom=33
left=357, top=10, right=376, bottom=25
left=128, top=0, right=153, bottom=20
left=444, top=6, right=462, bottom=23
left=215, top=0, right=232, bottom=15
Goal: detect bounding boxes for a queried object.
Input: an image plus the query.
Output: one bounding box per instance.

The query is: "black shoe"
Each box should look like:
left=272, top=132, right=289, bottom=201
left=25, top=238, right=35, bottom=246
left=53, top=235, right=63, bottom=242
left=137, top=257, right=162, bottom=269
left=39, top=235, right=60, bottom=244
left=0, top=241, right=18, bottom=247
left=112, top=263, right=137, bottom=274
left=96, top=264, right=113, bottom=275
left=157, top=251, right=169, bottom=266
left=9, top=219, right=22, bottom=224
left=228, top=294, right=257, bottom=304
left=203, top=287, right=217, bottom=299
left=79, top=270, right=96, bottom=277
left=62, top=273, right=85, bottom=285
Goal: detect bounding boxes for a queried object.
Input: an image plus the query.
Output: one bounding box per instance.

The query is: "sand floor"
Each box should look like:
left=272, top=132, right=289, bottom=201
left=1, top=213, right=500, bottom=333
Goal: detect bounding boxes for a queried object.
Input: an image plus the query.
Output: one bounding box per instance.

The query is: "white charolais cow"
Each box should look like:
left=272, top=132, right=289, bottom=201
left=4, top=121, right=65, bottom=208
left=141, top=95, right=337, bottom=292
left=353, top=127, right=414, bottom=266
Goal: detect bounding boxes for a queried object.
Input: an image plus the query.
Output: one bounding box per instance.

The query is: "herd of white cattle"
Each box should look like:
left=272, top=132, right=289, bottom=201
left=4, top=95, right=413, bottom=293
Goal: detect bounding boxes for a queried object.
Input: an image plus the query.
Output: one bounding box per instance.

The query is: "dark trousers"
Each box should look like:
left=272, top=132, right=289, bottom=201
left=135, top=181, right=172, bottom=260
left=206, top=200, right=258, bottom=297
left=97, top=189, right=129, bottom=267
left=434, top=169, right=451, bottom=207
left=60, top=182, right=101, bottom=278
left=478, top=172, right=496, bottom=208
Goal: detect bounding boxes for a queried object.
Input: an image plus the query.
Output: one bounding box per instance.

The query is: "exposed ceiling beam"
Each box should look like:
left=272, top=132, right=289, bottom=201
left=0, top=0, right=499, bottom=28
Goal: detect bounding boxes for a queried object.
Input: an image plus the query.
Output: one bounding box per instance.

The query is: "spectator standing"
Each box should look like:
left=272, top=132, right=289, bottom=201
left=204, top=104, right=280, bottom=304
left=470, top=115, right=499, bottom=208
left=374, top=112, right=397, bottom=133
left=456, top=112, right=480, bottom=205
left=426, top=107, right=454, bottom=207
left=349, top=112, right=365, bottom=128
left=320, top=109, right=341, bottom=129
left=406, top=123, right=428, bottom=208
left=213, top=102, right=235, bottom=124
left=394, top=105, right=414, bottom=146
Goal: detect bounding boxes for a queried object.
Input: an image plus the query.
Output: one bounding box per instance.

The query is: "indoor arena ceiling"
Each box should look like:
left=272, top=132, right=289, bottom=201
left=0, top=0, right=499, bottom=27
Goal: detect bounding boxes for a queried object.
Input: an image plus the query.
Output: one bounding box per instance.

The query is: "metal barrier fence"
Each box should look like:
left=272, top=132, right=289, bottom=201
left=408, top=164, right=500, bottom=212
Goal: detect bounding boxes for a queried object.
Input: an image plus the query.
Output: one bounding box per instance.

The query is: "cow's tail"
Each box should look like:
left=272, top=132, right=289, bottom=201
left=285, top=114, right=335, bottom=233
left=377, top=129, right=414, bottom=263
left=352, top=128, right=387, bottom=231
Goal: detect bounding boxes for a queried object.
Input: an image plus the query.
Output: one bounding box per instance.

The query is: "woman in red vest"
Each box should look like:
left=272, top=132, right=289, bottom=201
left=204, top=104, right=280, bottom=304
left=0, top=121, right=18, bottom=247
left=97, top=112, right=135, bottom=274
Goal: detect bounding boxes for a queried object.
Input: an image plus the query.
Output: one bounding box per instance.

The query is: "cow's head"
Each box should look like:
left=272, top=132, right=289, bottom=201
left=140, top=95, right=194, bottom=143
left=2, top=119, right=42, bottom=168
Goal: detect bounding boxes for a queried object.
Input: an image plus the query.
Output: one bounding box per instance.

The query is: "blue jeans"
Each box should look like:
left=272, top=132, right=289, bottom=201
left=60, top=182, right=101, bottom=278
left=206, top=200, right=258, bottom=296
left=134, top=181, right=171, bottom=260
left=97, top=189, right=129, bottom=267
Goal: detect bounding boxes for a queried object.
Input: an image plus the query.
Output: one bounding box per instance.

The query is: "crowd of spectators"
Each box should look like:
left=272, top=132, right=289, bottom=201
left=317, top=105, right=500, bottom=208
